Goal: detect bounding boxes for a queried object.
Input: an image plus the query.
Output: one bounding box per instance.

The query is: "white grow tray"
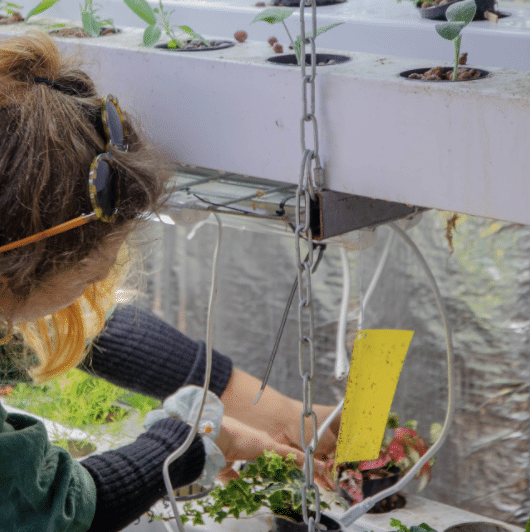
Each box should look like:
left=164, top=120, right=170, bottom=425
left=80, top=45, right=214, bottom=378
left=2, top=403, right=523, bottom=532
left=119, top=495, right=524, bottom=532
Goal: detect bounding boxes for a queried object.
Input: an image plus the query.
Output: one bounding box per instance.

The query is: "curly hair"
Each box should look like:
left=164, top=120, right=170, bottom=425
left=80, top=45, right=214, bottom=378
left=0, top=31, right=172, bottom=382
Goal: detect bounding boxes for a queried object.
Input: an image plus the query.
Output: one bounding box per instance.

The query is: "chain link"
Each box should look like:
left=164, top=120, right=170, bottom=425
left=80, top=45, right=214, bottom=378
left=296, top=0, right=321, bottom=528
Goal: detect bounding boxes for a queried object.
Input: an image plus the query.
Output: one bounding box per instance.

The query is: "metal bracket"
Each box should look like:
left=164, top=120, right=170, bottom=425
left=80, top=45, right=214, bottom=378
left=310, top=189, right=426, bottom=241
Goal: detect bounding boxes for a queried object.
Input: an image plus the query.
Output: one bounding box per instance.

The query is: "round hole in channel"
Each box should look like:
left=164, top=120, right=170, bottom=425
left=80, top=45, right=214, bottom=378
left=399, top=66, right=490, bottom=81
left=445, top=523, right=513, bottom=532
left=155, top=40, right=235, bottom=51
left=267, top=53, right=351, bottom=66
left=273, top=0, right=346, bottom=6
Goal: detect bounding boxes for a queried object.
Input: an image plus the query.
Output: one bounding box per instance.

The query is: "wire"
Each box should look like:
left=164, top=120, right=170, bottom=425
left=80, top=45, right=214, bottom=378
left=340, top=222, right=455, bottom=527
left=162, top=213, right=223, bottom=532
left=335, top=247, right=351, bottom=380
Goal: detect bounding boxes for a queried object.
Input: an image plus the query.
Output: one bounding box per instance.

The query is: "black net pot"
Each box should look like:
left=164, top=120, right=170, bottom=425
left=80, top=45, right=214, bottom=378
left=272, top=513, right=342, bottom=532
left=267, top=53, right=351, bottom=66
left=416, top=0, right=496, bottom=20
left=362, top=466, right=401, bottom=498
left=445, top=524, right=513, bottom=532
left=399, top=66, right=490, bottom=81
left=155, top=40, right=235, bottom=51
left=273, top=0, right=346, bottom=6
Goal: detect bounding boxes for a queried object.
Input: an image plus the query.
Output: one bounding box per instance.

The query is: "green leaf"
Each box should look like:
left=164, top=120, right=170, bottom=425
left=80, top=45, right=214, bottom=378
left=446, top=0, right=476, bottom=24
left=123, top=0, right=157, bottom=25
left=250, top=7, right=294, bottom=25
left=312, top=21, right=343, bottom=38
left=435, top=21, right=465, bottom=41
left=178, top=25, right=210, bottom=47
left=143, top=24, right=161, bottom=46
left=26, top=0, right=61, bottom=20
left=82, top=11, right=101, bottom=37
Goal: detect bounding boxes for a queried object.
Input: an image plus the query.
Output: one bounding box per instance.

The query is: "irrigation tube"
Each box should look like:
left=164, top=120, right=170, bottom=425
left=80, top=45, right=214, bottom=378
left=340, top=222, right=455, bottom=527
left=335, top=247, right=351, bottom=381
left=162, top=213, right=223, bottom=532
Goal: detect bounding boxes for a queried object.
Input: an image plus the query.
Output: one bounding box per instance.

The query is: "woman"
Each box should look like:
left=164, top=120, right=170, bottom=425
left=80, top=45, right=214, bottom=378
left=0, top=32, right=340, bottom=532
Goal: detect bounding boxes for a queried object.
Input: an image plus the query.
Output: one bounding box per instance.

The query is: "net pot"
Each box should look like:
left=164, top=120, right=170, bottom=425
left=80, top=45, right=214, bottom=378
left=155, top=40, right=234, bottom=51
left=272, top=513, right=342, bottom=532
left=416, top=0, right=496, bottom=20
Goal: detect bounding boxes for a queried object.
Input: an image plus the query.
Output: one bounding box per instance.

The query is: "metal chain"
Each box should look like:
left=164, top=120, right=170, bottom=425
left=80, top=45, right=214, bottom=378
left=296, top=0, right=322, bottom=529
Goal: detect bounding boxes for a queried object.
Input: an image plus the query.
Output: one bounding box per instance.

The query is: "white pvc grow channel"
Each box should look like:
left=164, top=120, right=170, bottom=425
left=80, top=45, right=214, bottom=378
left=2, top=21, right=530, bottom=225
left=38, top=0, right=530, bottom=70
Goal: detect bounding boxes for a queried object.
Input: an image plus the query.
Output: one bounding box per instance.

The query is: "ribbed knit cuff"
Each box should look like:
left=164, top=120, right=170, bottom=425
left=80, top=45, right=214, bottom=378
left=82, top=417, right=205, bottom=532
left=81, top=305, right=233, bottom=399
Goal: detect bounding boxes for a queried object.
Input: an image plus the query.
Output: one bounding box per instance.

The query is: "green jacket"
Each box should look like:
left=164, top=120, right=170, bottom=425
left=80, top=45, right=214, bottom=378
left=0, top=401, right=96, bottom=532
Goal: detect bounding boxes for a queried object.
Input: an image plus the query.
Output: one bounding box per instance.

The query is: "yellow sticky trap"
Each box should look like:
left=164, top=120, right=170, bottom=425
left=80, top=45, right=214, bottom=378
left=335, top=329, right=414, bottom=465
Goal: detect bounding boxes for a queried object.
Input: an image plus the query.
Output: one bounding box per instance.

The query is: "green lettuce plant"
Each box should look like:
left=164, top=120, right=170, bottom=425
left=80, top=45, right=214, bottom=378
left=124, top=0, right=208, bottom=48
left=250, top=7, right=342, bottom=66
left=435, top=0, right=476, bottom=81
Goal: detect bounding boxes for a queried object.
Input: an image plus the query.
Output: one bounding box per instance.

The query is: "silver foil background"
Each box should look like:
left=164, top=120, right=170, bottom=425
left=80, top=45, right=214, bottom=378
left=136, top=209, right=529, bottom=526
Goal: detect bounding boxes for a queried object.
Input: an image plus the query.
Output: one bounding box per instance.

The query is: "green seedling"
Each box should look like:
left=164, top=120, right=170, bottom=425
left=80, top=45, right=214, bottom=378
left=80, top=0, right=114, bottom=37
left=124, top=0, right=208, bottom=48
left=6, top=368, right=160, bottom=430
left=251, top=7, right=342, bottom=66
left=25, top=0, right=60, bottom=20
left=0, top=1, right=22, bottom=18
left=389, top=519, right=438, bottom=532
left=435, top=0, right=476, bottom=81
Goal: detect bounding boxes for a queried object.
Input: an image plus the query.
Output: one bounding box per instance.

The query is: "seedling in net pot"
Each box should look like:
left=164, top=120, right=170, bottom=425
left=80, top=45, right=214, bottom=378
left=251, top=7, right=342, bottom=65
left=435, top=0, right=476, bottom=80
left=80, top=0, right=115, bottom=37
left=124, top=0, right=208, bottom=48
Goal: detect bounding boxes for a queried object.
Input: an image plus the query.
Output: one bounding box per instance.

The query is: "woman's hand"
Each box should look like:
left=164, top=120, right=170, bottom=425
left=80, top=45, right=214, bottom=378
left=220, top=369, right=342, bottom=459
left=215, top=415, right=335, bottom=489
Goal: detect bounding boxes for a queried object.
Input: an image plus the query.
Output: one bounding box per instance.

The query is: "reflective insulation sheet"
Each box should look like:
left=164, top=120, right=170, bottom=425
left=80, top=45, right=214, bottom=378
left=135, top=209, right=529, bottom=526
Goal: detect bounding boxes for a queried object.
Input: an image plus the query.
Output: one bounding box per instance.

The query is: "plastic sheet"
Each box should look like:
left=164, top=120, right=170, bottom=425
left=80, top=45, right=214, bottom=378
left=135, top=209, right=529, bottom=526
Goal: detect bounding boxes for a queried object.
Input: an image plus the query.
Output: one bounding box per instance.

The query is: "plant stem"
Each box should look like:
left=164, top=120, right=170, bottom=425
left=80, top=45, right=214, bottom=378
left=282, top=20, right=300, bottom=64
left=452, top=35, right=461, bottom=81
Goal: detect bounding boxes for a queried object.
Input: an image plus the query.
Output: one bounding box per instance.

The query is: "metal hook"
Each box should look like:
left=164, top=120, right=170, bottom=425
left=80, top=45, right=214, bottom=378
left=254, top=243, right=326, bottom=404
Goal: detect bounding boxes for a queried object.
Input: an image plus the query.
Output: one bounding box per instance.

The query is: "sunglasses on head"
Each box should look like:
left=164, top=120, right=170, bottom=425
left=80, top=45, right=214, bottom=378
left=0, top=95, right=128, bottom=254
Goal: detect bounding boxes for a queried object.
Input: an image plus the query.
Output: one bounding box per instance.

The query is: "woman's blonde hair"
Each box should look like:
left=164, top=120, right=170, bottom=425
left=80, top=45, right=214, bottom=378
left=0, top=32, right=172, bottom=383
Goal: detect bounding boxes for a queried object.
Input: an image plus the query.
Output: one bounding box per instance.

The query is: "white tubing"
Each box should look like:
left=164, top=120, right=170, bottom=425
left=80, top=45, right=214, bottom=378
left=162, top=213, right=223, bottom=532
left=335, top=247, right=351, bottom=380
left=340, top=222, right=455, bottom=527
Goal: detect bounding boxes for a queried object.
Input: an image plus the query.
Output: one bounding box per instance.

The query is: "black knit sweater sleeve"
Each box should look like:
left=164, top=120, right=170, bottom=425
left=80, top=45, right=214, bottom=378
left=81, top=417, right=205, bottom=532
left=80, top=305, right=233, bottom=399
left=77, top=305, right=233, bottom=531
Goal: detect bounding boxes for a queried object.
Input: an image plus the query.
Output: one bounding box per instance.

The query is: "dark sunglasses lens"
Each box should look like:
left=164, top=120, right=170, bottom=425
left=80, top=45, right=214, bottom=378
left=94, top=158, right=119, bottom=218
left=104, top=99, right=125, bottom=150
